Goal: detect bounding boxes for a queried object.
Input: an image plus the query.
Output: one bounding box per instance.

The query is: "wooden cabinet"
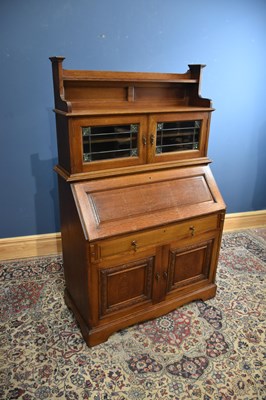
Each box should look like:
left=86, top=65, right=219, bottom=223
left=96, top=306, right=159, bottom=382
left=50, top=57, right=226, bottom=346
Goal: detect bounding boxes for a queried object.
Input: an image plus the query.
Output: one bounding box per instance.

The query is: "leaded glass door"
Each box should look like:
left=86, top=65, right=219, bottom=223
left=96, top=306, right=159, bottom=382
left=71, top=115, right=147, bottom=173
left=148, top=112, right=209, bottom=163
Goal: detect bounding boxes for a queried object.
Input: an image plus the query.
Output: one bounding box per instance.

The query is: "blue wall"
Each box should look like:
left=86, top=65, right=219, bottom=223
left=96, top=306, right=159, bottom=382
left=1, top=0, right=266, bottom=238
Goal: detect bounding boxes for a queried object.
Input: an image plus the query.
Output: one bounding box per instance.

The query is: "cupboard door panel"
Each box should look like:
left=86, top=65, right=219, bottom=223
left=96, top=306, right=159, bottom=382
left=168, top=239, right=214, bottom=291
left=71, top=115, right=147, bottom=173
left=148, top=112, right=209, bottom=163
left=99, top=257, right=154, bottom=317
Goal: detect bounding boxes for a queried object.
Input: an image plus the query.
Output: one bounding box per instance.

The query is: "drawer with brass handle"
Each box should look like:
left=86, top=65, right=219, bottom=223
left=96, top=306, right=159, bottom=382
left=91, top=213, right=220, bottom=261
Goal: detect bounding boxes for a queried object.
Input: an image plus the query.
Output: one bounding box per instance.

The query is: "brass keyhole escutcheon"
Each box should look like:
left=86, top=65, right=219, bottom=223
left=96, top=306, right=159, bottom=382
left=189, top=226, right=195, bottom=236
left=155, top=272, right=160, bottom=281
left=131, top=240, right=138, bottom=252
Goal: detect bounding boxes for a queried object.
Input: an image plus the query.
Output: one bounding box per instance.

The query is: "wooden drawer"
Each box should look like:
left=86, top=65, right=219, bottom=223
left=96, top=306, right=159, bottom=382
left=91, top=213, right=220, bottom=261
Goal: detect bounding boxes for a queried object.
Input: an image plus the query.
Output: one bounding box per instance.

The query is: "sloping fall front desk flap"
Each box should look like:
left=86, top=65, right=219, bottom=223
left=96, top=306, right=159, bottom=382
left=71, top=166, right=225, bottom=241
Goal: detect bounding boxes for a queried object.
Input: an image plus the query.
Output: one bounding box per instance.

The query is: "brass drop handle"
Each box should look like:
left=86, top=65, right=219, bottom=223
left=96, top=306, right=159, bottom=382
left=131, top=240, right=138, bottom=252
left=142, top=136, right=147, bottom=146
left=189, top=226, right=195, bottom=236
left=155, top=272, right=160, bottom=281
left=163, top=271, right=168, bottom=280
left=150, top=134, right=155, bottom=145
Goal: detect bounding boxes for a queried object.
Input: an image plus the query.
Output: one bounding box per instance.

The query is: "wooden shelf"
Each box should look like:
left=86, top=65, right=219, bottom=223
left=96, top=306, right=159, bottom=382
left=61, top=69, right=198, bottom=83
left=54, top=106, right=215, bottom=116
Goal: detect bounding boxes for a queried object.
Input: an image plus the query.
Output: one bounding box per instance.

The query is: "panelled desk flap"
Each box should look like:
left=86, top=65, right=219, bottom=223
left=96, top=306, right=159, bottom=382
left=71, top=166, right=225, bottom=241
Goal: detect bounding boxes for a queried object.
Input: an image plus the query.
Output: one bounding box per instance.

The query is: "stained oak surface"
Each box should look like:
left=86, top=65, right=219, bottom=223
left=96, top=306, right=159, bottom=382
left=50, top=58, right=226, bottom=346
left=72, top=165, right=225, bottom=240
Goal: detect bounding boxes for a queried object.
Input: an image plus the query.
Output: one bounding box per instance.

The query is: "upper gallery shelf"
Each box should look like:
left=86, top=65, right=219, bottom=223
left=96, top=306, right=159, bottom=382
left=50, top=57, right=213, bottom=115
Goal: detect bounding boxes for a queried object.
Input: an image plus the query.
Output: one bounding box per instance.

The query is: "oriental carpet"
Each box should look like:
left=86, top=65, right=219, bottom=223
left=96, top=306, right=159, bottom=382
left=0, top=228, right=265, bottom=399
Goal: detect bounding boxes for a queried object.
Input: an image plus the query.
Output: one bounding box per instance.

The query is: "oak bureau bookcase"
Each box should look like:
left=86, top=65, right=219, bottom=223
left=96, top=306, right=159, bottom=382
left=50, top=57, right=226, bottom=347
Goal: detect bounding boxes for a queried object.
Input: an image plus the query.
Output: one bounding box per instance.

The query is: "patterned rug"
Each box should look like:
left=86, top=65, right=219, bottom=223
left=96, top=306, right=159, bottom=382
left=0, top=228, right=265, bottom=400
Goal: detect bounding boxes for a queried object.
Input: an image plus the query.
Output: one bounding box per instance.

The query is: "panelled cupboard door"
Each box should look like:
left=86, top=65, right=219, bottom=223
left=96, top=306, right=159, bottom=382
left=98, top=256, right=155, bottom=319
left=152, top=236, right=218, bottom=306
left=147, top=112, right=210, bottom=163
left=167, top=237, right=216, bottom=294
left=71, top=115, right=148, bottom=173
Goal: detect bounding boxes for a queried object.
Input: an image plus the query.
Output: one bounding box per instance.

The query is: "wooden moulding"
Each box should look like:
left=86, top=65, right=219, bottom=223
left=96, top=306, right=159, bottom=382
left=54, top=157, right=213, bottom=182
left=0, top=233, right=62, bottom=261
left=0, top=210, right=265, bottom=261
left=224, top=210, right=266, bottom=232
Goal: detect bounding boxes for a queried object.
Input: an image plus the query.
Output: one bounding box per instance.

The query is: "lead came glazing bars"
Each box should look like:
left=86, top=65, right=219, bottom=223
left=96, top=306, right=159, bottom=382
left=156, top=120, right=201, bottom=154
left=82, top=124, right=139, bottom=162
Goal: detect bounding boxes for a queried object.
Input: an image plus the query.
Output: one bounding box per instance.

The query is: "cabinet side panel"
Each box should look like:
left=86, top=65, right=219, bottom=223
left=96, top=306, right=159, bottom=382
left=56, top=114, right=71, bottom=173
left=58, top=176, right=91, bottom=325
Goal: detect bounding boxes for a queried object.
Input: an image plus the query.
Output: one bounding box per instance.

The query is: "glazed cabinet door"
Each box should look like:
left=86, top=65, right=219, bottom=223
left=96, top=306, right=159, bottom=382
left=71, top=115, right=148, bottom=173
left=147, top=112, right=210, bottom=163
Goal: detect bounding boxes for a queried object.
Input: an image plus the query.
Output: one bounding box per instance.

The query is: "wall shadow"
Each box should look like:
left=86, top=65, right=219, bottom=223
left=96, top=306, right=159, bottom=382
left=31, top=153, right=60, bottom=236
